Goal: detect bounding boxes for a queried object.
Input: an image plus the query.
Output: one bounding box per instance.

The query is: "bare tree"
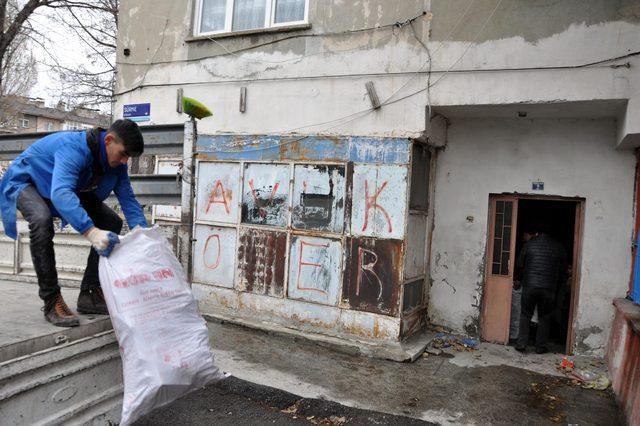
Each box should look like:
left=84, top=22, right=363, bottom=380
left=48, top=0, right=116, bottom=111
left=0, top=0, right=41, bottom=129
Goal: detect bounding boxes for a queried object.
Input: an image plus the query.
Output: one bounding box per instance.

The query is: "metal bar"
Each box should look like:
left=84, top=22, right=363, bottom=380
left=0, top=124, right=185, bottom=160
left=178, top=120, right=196, bottom=280
left=106, top=174, right=181, bottom=205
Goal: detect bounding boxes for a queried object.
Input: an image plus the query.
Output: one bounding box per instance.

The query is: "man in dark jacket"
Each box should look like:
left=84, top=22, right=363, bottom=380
left=515, top=223, right=567, bottom=353
left=0, top=120, right=148, bottom=327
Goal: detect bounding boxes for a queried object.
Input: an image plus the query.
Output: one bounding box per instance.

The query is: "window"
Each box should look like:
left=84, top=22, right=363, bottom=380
left=195, top=0, right=308, bottom=35
left=19, top=118, right=29, bottom=128
left=45, top=122, right=54, bottom=131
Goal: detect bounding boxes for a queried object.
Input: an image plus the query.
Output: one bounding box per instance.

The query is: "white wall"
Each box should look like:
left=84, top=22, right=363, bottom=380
left=429, top=117, right=635, bottom=355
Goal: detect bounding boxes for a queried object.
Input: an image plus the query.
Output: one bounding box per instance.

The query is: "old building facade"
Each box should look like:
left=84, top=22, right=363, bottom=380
left=114, top=0, right=640, bottom=359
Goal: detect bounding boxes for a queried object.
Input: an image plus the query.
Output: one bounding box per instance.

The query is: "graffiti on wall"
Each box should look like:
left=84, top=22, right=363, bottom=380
left=236, top=227, right=287, bottom=297
left=344, top=237, right=402, bottom=316
left=292, top=164, right=346, bottom=233
left=196, top=162, right=240, bottom=223
left=351, top=165, right=407, bottom=240
left=193, top=225, right=237, bottom=288
left=241, top=163, right=290, bottom=227
left=287, top=236, right=342, bottom=306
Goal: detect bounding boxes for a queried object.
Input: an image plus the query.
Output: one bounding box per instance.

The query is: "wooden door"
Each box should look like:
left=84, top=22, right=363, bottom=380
left=481, top=195, right=518, bottom=344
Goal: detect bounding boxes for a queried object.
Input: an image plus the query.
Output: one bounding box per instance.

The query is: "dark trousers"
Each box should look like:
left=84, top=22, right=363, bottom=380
left=16, top=185, right=122, bottom=302
left=517, top=287, right=556, bottom=349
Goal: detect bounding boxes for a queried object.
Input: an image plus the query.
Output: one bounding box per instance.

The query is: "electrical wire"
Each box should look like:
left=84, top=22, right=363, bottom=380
left=117, top=10, right=430, bottom=67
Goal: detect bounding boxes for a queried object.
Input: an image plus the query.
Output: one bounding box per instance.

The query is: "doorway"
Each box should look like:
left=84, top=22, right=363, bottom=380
left=481, top=194, right=584, bottom=354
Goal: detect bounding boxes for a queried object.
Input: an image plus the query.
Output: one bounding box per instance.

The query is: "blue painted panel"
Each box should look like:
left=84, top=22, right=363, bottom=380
left=349, top=137, right=411, bottom=164
left=196, top=134, right=410, bottom=164
left=634, top=236, right=640, bottom=305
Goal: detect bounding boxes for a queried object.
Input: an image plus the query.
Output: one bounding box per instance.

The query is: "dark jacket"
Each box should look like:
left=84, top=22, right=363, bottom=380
left=517, top=234, right=567, bottom=291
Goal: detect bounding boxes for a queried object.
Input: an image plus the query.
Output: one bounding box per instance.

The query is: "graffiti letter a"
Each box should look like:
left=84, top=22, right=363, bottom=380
left=206, top=180, right=230, bottom=215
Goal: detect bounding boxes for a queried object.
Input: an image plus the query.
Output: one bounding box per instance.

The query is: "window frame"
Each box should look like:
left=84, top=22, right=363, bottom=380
left=19, top=118, right=29, bottom=128
left=194, top=0, right=309, bottom=36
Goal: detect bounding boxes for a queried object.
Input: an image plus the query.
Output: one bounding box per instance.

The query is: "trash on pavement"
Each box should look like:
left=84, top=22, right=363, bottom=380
left=99, top=226, right=225, bottom=425
left=430, top=333, right=479, bottom=352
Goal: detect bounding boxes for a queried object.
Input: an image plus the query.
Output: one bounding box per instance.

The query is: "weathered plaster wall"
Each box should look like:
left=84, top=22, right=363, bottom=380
left=115, top=0, right=431, bottom=137
left=427, top=0, right=640, bottom=146
left=429, top=118, right=635, bottom=356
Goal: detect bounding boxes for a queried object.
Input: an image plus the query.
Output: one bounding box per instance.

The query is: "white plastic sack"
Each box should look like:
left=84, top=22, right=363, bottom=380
left=99, top=226, right=224, bottom=425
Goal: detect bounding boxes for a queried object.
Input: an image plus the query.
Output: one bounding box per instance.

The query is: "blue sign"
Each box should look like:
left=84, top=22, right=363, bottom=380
left=532, top=181, right=544, bottom=191
left=123, top=103, right=151, bottom=122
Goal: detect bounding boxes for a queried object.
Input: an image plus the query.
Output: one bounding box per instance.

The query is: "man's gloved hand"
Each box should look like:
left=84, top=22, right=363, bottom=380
left=84, top=227, right=120, bottom=257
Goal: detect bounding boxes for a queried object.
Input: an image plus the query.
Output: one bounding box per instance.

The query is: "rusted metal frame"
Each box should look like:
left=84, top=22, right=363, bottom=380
left=397, top=147, right=413, bottom=317
left=401, top=276, right=425, bottom=317
left=422, top=147, right=439, bottom=312
left=282, top=162, right=295, bottom=299
left=566, top=199, right=585, bottom=354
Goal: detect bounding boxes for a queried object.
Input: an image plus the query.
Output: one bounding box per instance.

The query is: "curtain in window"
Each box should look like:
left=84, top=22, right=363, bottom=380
left=232, top=0, right=267, bottom=31
left=201, top=0, right=227, bottom=32
left=274, top=0, right=305, bottom=23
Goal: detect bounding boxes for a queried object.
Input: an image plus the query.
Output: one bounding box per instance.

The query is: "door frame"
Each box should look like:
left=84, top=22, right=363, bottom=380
left=481, top=193, right=585, bottom=354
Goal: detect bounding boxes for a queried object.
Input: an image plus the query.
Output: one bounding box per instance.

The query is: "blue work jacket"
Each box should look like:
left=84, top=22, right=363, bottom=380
left=0, top=130, right=147, bottom=239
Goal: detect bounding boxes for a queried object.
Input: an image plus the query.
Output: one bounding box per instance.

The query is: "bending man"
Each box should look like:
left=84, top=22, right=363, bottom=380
left=0, top=119, right=147, bottom=327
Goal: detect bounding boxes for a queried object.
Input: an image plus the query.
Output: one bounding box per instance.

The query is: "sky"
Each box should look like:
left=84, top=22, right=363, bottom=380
left=28, top=7, right=100, bottom=108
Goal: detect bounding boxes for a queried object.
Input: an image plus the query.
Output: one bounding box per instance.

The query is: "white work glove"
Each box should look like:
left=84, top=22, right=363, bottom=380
left=84, top=227, right=120, bottom=257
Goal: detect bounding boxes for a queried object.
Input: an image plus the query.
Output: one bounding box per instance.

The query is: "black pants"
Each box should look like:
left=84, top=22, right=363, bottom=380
left=16, top=185, right=122, bottom=302
left=517, top=287, right=556, bottom=349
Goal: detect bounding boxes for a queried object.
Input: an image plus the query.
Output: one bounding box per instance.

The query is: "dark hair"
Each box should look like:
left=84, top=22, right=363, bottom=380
left=108, top=119, right=144, bottom=157
left=535, top=222, right=552, bottom=235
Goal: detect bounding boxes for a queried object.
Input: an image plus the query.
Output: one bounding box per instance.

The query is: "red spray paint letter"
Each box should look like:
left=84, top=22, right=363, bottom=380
left=362, top=180, right=392, bottom=233
left=203, top=234, right=221, bottom=270
left=205, top=180, right=230, bottom=215
left=296, top=240, right=329, bottom=295
left=249, top=179, right=280, bottom=218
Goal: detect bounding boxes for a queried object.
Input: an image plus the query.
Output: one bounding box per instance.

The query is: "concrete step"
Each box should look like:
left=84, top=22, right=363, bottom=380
left=0, top=330, right=123, bottom=425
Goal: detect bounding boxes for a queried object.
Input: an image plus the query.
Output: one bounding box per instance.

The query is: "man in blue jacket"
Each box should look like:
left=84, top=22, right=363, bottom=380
left=0, top=119, right=148, bottom=327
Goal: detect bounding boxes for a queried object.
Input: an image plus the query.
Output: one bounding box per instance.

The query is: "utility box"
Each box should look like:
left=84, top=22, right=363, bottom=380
left=190, top=135, right=432, bottom=345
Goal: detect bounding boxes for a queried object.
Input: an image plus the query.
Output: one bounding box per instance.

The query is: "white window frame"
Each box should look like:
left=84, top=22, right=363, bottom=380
left=194, top=0, right=309, bottom=36
left=19, top=118, right=29, bottom=128
left=45, top=122, right=54, bottom=131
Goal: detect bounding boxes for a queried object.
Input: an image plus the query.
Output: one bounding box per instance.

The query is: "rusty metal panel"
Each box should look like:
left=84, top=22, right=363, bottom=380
left=403, top=214, right=427, bottom=279
left=241, top=163, right=290, bottom=227
left=196, top=162, right=241, bottom=224
left=292, top=164, right=346, bottom=233
left=237, top=227, right=287, bottom=297
left=343, top=237, right=402, bottom=316
left=402, top=279, right=424, bottom=314
left=196, top=135, right=349, bottom=162
left=350, top=164, right=408, bottom=240
left=287, top=235, right=342, bottom=306
left=193, top=225, right=237, bottom=288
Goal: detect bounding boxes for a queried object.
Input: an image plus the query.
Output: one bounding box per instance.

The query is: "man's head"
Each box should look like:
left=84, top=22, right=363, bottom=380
left=104, top=119, right=144, bottom=168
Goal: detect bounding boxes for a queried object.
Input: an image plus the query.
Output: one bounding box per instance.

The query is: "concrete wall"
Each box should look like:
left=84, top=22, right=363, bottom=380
left=429, top=117, right=635, bottom=355
left=427, top=0, right=640, bottom=146
left=115, top=0, right=431, bottom=137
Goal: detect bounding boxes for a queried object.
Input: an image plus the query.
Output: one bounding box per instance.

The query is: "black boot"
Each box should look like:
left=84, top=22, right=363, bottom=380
left=77, top=287, right=109, bottom=315
left=44, top=293, right=80, bottom=327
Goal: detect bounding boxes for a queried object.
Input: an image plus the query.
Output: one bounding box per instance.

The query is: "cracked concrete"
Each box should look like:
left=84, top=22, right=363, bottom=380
left=208, top=321, right=622, bottom=425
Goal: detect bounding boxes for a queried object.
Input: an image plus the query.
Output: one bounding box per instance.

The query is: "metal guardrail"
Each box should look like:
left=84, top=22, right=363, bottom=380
left=0, top=124, right=185, bottom=205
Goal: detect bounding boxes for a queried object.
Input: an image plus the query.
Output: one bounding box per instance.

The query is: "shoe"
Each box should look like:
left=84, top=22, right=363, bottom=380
left=515, top=344, right=527, bottom=353
left=77, top=287, right=109, bottom=315
left=44, top=293, right=80, bottom=327
left=535, top=347, right=548, bottom=354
